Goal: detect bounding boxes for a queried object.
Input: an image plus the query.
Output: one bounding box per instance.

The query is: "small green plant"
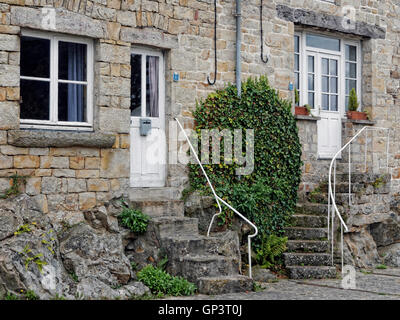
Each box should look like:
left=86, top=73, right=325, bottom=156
left=14, top=224, right=32, bottom=236
left=0, top=174, right=28, bottom=199
left=131, top=262, right=138, bottom=271
left=253, top=282, right=263, bottom=292
left=255, top=234, right=288, bottom=270
left=52, top=294, right=66, bottom=300
left=119, top=204, right=149, bottom=234
left=303, top=104, right=312, bottom=115
left=69, top=272, right=79, bottom=283
left=294, top=88, right=299, bottom=106
left=18, top=245, right=48, bottom=273
left=372, top=176, right=385, bottom=189
left=25, top=290, right=39, bottom=300
left=5, top=292, right=19, bottom=300
left=348, top=88, right=359, bottom=112
left=137, top=265, right=196, bottom=296
left=376, top=264, right=387, bottom=270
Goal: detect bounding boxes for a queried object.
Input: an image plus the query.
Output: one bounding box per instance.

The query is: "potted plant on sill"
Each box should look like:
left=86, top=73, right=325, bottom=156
left=347, top=88, right=368, bottom=120
left=294, top=88, right=311, bottom=116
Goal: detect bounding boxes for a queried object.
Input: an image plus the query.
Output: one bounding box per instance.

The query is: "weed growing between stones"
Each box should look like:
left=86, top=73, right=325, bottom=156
left=137, top=265, right=197, bottom=297
left=119, top=202, right=149, bottom=234
left=0, top=174, right=28, bottom=199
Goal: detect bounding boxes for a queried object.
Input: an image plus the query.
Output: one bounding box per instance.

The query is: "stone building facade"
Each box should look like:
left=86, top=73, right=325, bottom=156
left=0, top=0, right=400, bottom=288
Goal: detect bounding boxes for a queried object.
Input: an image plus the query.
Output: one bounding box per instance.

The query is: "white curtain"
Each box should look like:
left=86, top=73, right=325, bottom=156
left=67, top=44, right=85, bottom=122
left=148, top=56, right=159, bottom=117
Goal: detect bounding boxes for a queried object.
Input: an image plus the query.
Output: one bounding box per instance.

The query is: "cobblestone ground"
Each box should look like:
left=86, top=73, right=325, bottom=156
left=166, top=268, right=400, bottom=300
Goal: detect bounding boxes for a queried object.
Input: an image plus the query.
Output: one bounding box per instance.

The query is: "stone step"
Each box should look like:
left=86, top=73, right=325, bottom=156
left=197, top=275, right=253, bottom=295
left=335, top=173, right=391, bottom=184
left=295, top=203, right=330, bottom=216
left=150, top=216, right=198, bottom=238
left=130, top=200, right=184, bottom=217
left=161, top=231, right=239, bottom=258
left=320, top=181, right=390, bottom=195
left=175, top=255, right=240, bottom=282
left=285, top=227, right=327, bottom=240
left=284, top=252, right=332, bottom=266
left=129, top=187, right=181, bottom=201
left=286, top=266, right=337, bottom=279
left=287, top=240, right=329, bottom=253
left=292, top=215, right=327, bottom=228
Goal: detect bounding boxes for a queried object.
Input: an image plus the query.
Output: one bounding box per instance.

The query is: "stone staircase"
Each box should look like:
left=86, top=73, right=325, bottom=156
left=285, top=202, right=337, bottom=279
left=129, top=187, right=253, bottom=295
left=285, top=172, right=392, bottom=279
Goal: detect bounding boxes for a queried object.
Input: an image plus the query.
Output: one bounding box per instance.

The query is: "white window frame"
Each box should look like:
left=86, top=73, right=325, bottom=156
left=130, top=46, right=165, bottom=130
left=295, top=31, right=362, bottom=118
left=20, top=29, right=94, bottom=131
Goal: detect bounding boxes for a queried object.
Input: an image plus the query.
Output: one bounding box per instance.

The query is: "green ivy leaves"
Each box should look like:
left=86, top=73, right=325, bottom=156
left=189, top=76, right=303, bottom=249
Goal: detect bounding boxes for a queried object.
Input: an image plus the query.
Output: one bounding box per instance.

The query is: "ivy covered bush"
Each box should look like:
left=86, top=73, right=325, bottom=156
left=189, top=77, right=302, bottom=250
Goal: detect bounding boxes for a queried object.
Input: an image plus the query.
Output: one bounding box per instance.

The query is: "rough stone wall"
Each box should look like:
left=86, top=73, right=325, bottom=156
left=0, top=0, right=400, bottom=218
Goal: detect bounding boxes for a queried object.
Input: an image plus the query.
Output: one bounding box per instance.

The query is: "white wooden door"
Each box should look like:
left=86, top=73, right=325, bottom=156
left=307, top=52, right=342, bottom=159
left=130, top=48, right=166, bottom=187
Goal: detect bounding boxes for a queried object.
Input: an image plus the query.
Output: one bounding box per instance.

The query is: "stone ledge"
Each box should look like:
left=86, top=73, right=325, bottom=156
left=8, top=130, right=116, bottom=148
left=295, top=115, right=321, bottom=121
left=342, top=118, right=377, bottom=126
left=277, top=5, right=386, bottom=39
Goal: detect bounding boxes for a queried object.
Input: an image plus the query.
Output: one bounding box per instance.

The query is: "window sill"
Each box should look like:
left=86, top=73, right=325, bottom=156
left=295, top=115, right=321, bottom=121
left=8, top=129, right=116, bottom=148
left=342, top=118, right=376, bottom=126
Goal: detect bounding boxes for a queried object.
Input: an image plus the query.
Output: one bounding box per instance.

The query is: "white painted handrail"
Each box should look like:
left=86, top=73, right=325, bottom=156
left=328, top=126, right=390, bottom=270
left=175, top=118, right=258, bottom=278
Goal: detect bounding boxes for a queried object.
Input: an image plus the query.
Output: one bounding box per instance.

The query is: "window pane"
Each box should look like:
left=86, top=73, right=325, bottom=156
left=58, top=83, right=87, bottom=122
left=295, top=54, right=299, bottom=71
left=330, top=95, right=338, bottom=111
left=330, top=60, right=338, bottom=76
left=308, top=56, right=314, bottom=72
left=308, top=74, right=314, bottom=90
left=306, top=34, right=340, bottom=51
left=322, top=58, right=329, bottom=75
left=346, top=62, right=357, bottom=78
left=294, top=35, right=299, bottom=53
left=346, top=45, right=357, bottom=61
left=345, top=96, right=349, bottom=110
left=346, top=79, right=357, bottom=94
left=58, top=42, right=87, bottom=81
left=20, top=79, right=50, bottom=120
left=330, top=77, right=338, bottom=93
left=322, top=94, right=329, bottom=110
left=21, top=36, right=50, bottom=78
left=308, top=92, right=314, bottom=108
left=131, top=54, right=141, bottom=117
left=146, top=56, right=159, bottom=118
left=322, top=76, right=329, bottom=92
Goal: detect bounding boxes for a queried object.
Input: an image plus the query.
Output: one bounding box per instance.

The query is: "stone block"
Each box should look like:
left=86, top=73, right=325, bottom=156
left=0, top=155, right=13, bottom=169
left=100, top=149, right=129, bottom=178
left=0, top=34, right=19, bottom=51
left=76, top=169, right=100, bottom=179
left=87, top=179, right=110, bottom=192
left=40, top=156, right=69, bottom=169
left=25, top=177, right=41, bottom=195
left=85, top=157, right=100, bottom=169
left=99, top=107, right=130, bottom=133
left=53, top=169, right=76, bottom=178
left=70, top=156, right=85, bottom=169
left=0, top=102, right=19, bottom=130
left=14, top=155, right=40, bottom=168
left=67, top=178, right=87, bottom=193
left=79, top=192, right=97, bottom=211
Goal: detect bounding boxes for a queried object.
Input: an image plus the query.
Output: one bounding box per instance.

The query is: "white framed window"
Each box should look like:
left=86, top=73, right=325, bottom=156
left=294, top=31, right=361, bottom=115
left=20, top=30, right=93, bottom=130
left=130, top=47, right=164, bottom=120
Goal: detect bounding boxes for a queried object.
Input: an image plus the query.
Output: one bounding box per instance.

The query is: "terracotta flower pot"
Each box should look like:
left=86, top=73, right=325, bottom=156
left=347, top=111, right=368, bottom=120
left=295, top=106, right=310, bottom=116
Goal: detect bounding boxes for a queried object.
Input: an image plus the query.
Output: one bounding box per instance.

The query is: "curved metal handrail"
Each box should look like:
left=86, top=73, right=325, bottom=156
left=328, top=126, right=390, bottom=269
left=175, top=118, right=258, bottom=278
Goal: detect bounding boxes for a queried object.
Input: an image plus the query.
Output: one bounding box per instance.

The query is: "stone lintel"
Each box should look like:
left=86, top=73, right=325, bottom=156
left=277, top=5, right=386, bottom=39
left=8, top=130, right=116, bottom=148
left=120, top=27, right=178, bottom=49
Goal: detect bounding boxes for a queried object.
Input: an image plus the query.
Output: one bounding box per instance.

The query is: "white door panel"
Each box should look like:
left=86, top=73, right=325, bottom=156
left=130, top=48, right=166, bottom=188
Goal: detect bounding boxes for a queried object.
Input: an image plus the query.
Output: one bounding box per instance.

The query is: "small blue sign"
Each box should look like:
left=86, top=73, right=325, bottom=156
left=173, top=72, right=179, bottom=82
left=288, top=82, right=294, bottom=91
